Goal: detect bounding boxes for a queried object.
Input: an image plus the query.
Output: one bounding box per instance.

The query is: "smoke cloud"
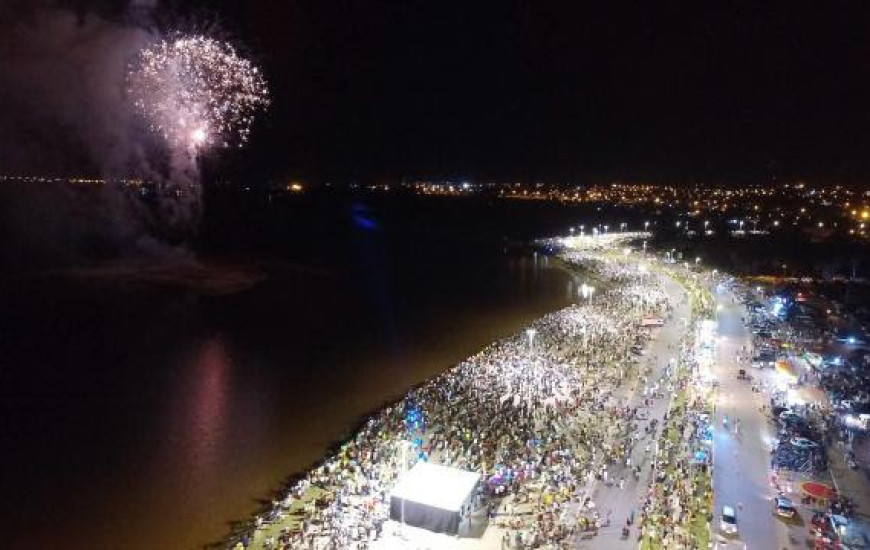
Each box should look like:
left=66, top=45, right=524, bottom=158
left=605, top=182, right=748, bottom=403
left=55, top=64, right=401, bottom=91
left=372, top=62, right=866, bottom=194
left=0, top=1, right=156, bottom=175
left=0, top=1, right=200, bottom=269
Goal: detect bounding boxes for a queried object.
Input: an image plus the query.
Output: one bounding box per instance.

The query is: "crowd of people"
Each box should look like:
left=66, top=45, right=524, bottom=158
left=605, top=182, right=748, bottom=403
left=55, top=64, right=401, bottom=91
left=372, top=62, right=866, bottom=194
left=635, top=343, right=715, bottom=548
left=231, top=244, right=694, bottom=550
left=636, top=270, right=716, bottom=549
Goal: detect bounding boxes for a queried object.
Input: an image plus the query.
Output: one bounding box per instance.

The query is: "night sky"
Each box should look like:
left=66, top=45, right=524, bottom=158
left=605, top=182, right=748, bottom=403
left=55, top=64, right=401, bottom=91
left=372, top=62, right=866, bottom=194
left=10, top=1, right=870, bottom=183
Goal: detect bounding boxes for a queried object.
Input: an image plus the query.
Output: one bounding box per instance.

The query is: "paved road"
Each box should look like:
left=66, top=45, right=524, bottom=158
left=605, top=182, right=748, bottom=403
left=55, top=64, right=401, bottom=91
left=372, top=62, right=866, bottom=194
left=711, top=285, right=791, bottom=550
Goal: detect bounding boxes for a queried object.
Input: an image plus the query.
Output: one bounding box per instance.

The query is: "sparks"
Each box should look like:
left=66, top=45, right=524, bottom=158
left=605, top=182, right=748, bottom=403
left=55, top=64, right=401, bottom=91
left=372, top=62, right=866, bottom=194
left=127, top=35, right=269, bottom=153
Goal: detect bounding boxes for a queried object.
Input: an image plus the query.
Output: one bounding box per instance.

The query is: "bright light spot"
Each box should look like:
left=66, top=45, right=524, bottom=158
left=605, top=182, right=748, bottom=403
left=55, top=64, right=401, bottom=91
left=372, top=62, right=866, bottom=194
left=787, top=389, right=805, bottom=406
left=844, top=415, right=863, bottom=428
left=191, top=127, right=208, bottom=145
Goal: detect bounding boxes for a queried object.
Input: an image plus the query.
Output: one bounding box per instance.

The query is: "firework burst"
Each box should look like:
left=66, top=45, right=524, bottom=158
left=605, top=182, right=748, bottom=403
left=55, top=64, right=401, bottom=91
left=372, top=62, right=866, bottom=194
left=127, top=35, right=269, bottom=153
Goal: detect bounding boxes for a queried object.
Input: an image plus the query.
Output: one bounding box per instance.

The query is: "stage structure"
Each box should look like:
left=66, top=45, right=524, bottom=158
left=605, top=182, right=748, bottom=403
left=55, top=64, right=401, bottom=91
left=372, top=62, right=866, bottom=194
left=389, top=462, right=480, bottom=535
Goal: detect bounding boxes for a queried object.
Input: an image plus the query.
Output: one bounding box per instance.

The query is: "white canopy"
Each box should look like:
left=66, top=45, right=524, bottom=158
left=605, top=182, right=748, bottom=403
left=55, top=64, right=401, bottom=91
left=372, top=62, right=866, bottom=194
left=390, top=462, right=480, bottom=513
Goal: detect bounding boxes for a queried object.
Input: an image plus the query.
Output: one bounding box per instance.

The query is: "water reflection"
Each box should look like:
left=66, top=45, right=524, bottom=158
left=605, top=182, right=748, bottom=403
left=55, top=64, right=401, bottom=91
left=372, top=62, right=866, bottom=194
left=170, top=338, right=231, bottom=482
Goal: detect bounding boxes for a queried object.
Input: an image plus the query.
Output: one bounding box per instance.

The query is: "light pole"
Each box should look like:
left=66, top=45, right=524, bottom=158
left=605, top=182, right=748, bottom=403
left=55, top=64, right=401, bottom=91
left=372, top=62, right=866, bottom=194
left=400, top=441, right=411, bottom=538
left=526, top=328, right=537, bottom=351
left=579, top=224, right=585, bottom=236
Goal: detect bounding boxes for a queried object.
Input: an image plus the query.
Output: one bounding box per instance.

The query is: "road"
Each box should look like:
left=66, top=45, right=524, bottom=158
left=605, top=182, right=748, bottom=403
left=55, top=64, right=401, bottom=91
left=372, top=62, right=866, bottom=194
left=711, top=285, right=792, bottom=550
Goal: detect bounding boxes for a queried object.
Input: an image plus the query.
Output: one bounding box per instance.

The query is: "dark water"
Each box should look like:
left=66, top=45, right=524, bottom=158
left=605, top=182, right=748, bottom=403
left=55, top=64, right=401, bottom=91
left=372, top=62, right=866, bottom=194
left=0, top=193, right=584, bottom=548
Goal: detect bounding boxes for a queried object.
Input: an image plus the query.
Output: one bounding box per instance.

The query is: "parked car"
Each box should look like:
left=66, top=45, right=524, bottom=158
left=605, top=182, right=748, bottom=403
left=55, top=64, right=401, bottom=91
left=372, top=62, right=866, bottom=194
left=774, top=496, right=796, bottom=518
left=779, top=410, right=806, bottom=426
left=791, top=437, right=819, bottom=449
left=721, top=505, right=738, bottom=535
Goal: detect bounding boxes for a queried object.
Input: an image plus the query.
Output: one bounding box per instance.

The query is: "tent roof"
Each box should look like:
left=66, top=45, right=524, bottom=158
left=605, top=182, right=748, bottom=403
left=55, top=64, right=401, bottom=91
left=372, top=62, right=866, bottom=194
left=391, top=462, right=480, bottom=512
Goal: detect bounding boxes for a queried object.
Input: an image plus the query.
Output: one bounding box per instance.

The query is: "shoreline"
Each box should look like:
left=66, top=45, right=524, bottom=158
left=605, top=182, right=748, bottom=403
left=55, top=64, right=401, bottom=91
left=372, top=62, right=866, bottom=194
left=223, top=237, right=683, bottom=549
left=210, top=254, right=582, bottom=548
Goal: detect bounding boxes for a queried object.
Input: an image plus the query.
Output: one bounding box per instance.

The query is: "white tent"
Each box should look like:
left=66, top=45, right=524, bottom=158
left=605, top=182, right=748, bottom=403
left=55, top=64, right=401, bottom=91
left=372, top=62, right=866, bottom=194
left=389, top=462, right=480, bottom=535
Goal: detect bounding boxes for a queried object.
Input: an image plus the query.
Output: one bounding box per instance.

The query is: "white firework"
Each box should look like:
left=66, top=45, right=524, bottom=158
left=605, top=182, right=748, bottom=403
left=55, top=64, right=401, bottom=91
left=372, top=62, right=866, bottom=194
left=128, top=35, right=269, bottom=153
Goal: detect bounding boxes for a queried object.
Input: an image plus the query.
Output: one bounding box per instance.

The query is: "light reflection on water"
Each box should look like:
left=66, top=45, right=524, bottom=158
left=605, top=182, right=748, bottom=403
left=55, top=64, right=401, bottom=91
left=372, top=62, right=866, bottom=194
left=178, top=339, right=230, bottom=481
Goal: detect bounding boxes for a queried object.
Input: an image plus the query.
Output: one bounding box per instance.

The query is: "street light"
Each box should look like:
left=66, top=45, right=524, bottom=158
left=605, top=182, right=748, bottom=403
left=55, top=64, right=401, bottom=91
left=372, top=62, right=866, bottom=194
left=526, top=328, right=537, bottom=350
left=579, top=224, right=585, bottom=236
left=399, top=440, right=413, bottom=538
left=644, top=221, right=650, bottom=231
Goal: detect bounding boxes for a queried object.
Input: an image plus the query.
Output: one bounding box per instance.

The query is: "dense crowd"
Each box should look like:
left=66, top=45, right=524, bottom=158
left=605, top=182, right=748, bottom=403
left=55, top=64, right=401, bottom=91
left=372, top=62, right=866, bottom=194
left=636, top=268, right=716, bottom=549
left=636, top=337, right=714, bottom=549
left=233, top=250, right=682, bottom=550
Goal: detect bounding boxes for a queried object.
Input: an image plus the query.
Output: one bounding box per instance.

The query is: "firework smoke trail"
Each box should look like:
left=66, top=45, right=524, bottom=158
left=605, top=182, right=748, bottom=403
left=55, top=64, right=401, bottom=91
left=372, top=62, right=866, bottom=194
left=127, top=35, right=270, bottom=156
